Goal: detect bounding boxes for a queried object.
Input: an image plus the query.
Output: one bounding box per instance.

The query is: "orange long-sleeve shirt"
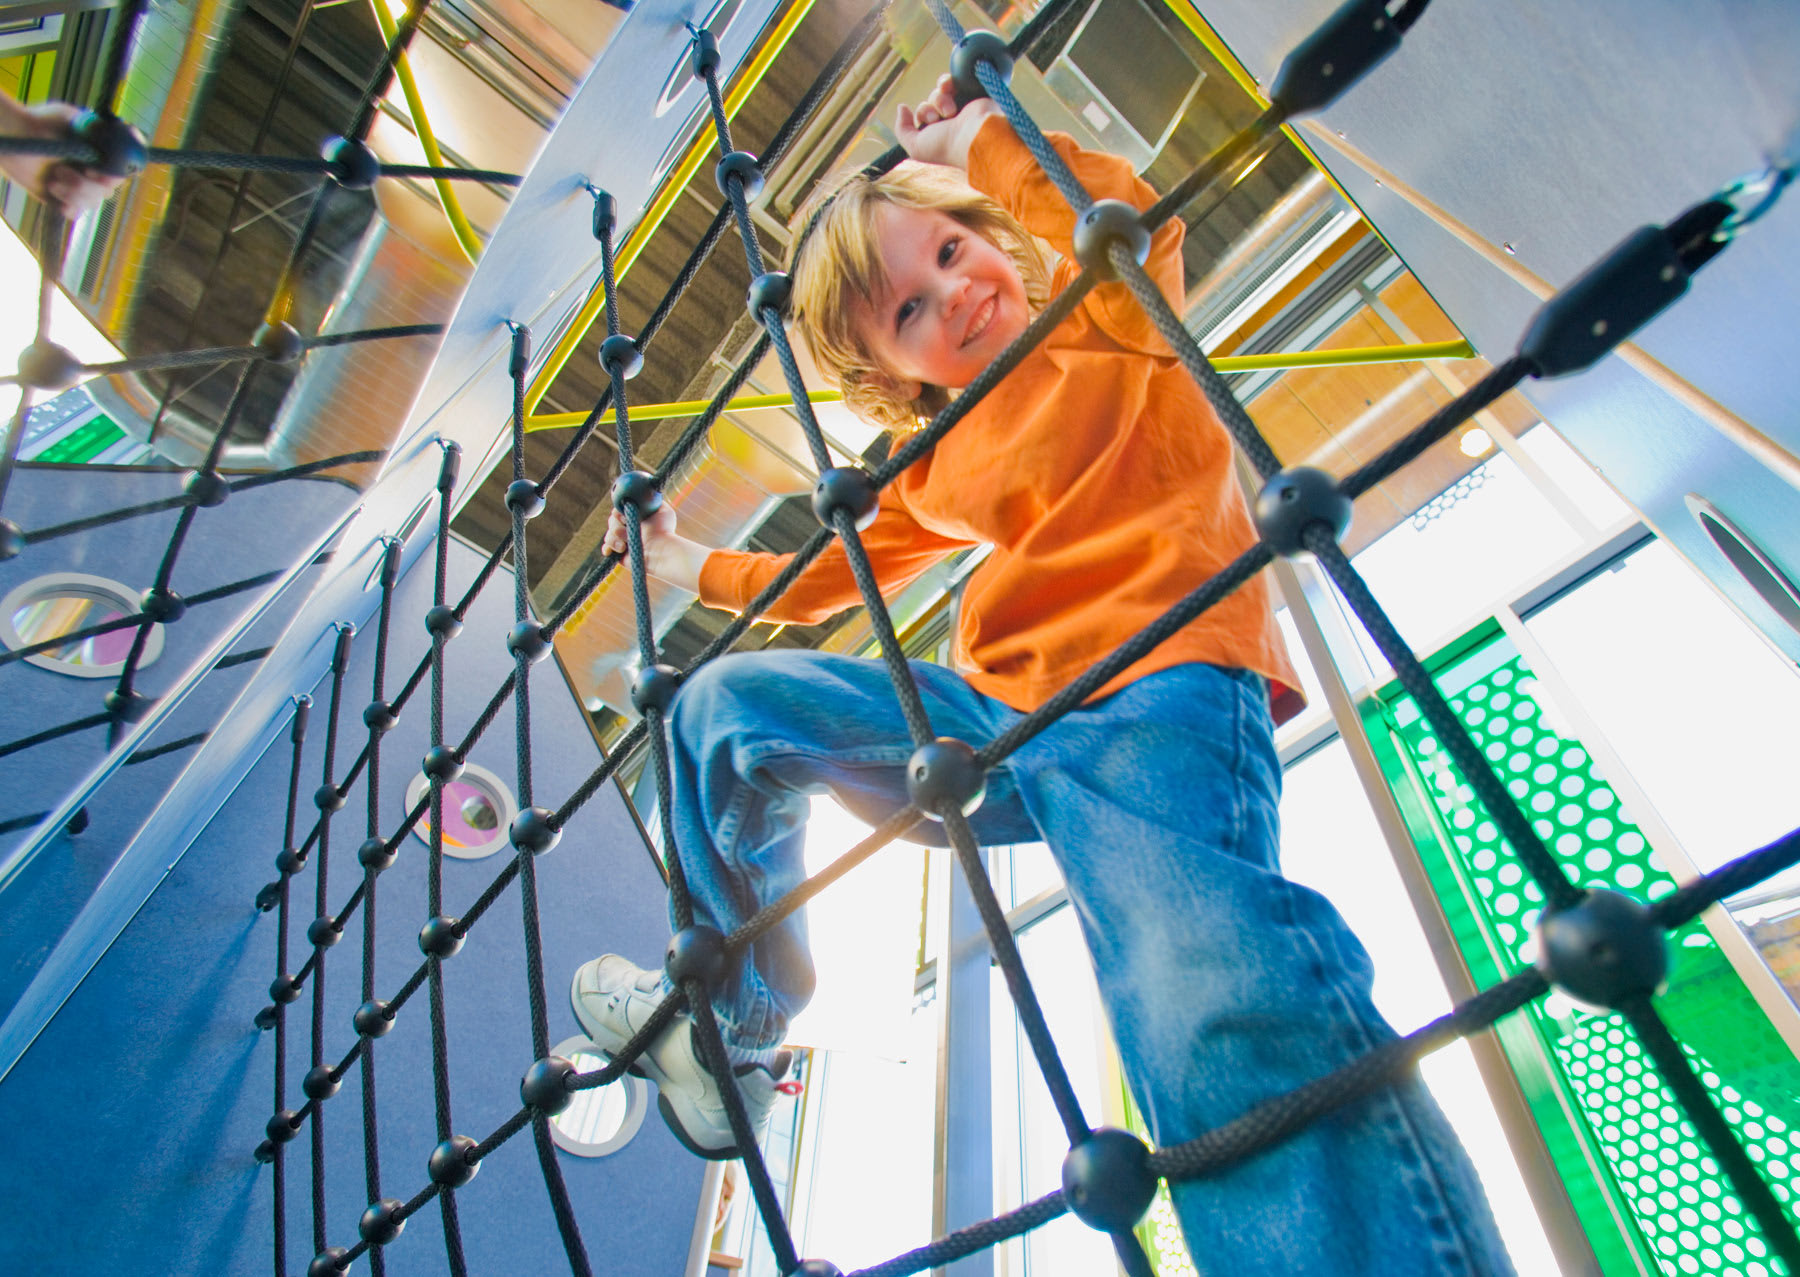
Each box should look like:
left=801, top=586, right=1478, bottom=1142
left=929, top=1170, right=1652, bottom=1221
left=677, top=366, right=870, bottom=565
left=700, top=118, right=1303, bottom=724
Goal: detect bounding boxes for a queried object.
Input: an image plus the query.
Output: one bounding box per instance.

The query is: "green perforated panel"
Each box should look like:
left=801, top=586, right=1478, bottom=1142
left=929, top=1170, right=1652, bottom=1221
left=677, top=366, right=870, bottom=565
left=1385, top=644, right=1800, bottom=1277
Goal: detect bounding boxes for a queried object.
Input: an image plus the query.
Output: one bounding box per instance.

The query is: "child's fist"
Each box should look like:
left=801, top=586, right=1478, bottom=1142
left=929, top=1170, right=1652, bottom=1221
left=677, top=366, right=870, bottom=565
left=601, top=502, right=677, bottom=560
left=0, top=101, right=128, bottom=218
left=895, top=75, right=1002, bottom=170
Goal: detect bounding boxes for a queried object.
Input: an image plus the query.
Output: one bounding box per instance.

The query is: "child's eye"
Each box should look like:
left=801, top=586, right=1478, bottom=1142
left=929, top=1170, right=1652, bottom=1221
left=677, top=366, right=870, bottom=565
left=938, top=236, right=959, bottom=266
left=895, top=298, right=919, bottom=329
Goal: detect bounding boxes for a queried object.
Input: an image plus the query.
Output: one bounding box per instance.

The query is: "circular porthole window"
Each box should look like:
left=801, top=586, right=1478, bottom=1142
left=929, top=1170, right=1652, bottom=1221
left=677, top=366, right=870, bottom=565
left=0, top=572, right=164, bottom=678
left=1685, top=495, right=1800, bottom=638
left=404, top=762, right=518, bottom=860
left=546, top=1034, right=650, bottom=1157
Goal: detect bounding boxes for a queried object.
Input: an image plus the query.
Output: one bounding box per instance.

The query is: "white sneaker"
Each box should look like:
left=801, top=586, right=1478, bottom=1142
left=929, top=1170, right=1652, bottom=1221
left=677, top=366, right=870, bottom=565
left=570, top=954, right=794, bottom=1160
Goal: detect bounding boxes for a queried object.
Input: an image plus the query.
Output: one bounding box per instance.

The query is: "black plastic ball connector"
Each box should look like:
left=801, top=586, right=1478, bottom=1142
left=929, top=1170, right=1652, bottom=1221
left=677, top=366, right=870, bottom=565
left=70, top=109, right=148, bottom=177
left=358, top=1198, right=406, bottom=1246
left=1253, top=466, right=1352, bottom=558
left=270, top=974, right=303, bottom=1005
left=253, top=320, right=305, bottom=364
left=139, top=586, right=185, bottom=624
left=16, top=340, right=83, bottom=391
left=599, top=333, right=643, bottom=381
left=689, top=26, right=721, bottom=76
left=353, top=999, right=394, bottom=1038
left=714, top=150, right=765, bottom=202
left=363, top=699, right=397, bottom=733
left=505, top=478, right=544, bottom=520
left=314, top=783, right=345, bottom=812
left=254, top=883, right=282, bottom=913
left=307, top=1248, right=350, bottom=1277
left=611, top=469, right=663, bottom=516
left=321, top=134, right=380, bottom=190
left=302, top=1065, right=340, bottom=1101
left=520, top=1055, right=577, bottom=1116
left=104, top=688, right=152, bottom=722
left=948, top=29, right=1013, bottom=105
left=357, top=837, right=396, bottom=873
left=422, top=746, right=464, bottom=783
left=665, top=925, right=728, bottom=991
left=631, top=663, right=681, bottom=715
left=425, top=604, right=463, bottom=641
left=265, top=1110, right=301, bottom=1144
left=812, top=466, right=879, bottom=532
left=183, top=469, right=230, bottom=508
left=1071, top=200, right=1152, bottom=282
left=1268, top=0, right=1400, bottom=117
left=509, top=806, right=560, bottom=856
left=508, top=620, right=552, bottom=665
left=276, top=847, right=305, bottom=875
left=0, top=518, right=24, bottom=561
left=253, top=1139, right=276, bottom=1164
left=746, top=271, right=791, bottom=327
left=253, top=1005, right=279, bottom=1030
left=906, top=738, right=987, bottom=820
left=64, top=807, right=89, bottom=836
left=1535, top=889, right=1670, bottom=1010
left=307, top=916, right=342, bottom=949
left=419, top=915, right=464, bottom=959
left=428, top=1135, right=481, bottom=1188
left=1061, top=1128, right=1157, bottom=1232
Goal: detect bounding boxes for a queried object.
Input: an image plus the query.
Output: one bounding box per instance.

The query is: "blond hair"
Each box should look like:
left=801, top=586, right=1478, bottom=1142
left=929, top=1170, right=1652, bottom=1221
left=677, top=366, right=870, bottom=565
left=787, top=162, right=1052, bottom=436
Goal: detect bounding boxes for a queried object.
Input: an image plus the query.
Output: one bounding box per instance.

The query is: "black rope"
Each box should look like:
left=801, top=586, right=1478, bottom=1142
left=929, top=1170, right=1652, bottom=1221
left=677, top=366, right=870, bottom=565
left=93, top=0, right=151, bottom=115
left=268, top=697, right=310, bottom=1277
left=1621, top=997, right=1800, bottom=1273
left=1306, top=531, right=1580, bottom=907
left=0, top=712, right=113, bottom=758
left=303, top=323, right=446, bottom=349
left=360, top=544, right=399, bottom=1277
left=310, top=625, right=354, bottom=1255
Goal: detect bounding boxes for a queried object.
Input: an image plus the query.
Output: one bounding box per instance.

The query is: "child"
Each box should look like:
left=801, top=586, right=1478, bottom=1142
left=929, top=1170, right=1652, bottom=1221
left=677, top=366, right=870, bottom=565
left=574, top=78, right=1514, bottom=1273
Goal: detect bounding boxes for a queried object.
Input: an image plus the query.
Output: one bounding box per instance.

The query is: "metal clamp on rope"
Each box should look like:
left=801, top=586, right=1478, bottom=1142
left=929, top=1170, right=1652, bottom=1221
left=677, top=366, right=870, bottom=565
left=506, top=321, right=531, bottom=378
left=1517, top=199, right=1735, bottom=379
left=1268, top=0, right=1401, bottom=118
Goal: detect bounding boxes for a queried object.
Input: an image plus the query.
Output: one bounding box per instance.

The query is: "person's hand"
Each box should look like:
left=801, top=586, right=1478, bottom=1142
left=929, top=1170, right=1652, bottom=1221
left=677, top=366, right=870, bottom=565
left=602, top=501, right=678, bottom=560
left=0, top=101, right=127, bottom=218
left=894, top=74, right=1003, bottom=171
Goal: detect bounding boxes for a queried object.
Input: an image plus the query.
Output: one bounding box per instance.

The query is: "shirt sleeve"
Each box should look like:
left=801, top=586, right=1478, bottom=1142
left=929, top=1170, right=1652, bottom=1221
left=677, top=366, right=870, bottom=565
left=698, top=494, right=975, bottom=626
left=964, top=114, right=1185, bottom=356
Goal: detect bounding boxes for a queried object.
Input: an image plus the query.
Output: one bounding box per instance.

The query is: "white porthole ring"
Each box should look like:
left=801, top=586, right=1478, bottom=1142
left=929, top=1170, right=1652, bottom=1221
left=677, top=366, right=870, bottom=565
left=0, top=571, right=165, bottom=678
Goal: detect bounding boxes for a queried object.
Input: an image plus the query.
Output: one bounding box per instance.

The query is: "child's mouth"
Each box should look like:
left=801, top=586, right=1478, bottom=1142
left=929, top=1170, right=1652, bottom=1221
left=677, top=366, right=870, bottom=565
left=962, top=296, right=996, bottom=347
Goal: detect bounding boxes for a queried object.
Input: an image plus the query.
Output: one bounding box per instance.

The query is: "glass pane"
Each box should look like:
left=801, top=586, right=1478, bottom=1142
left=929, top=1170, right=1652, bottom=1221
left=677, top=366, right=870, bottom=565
left=10, top=593, right=134, bottom=665
left=1280, top=740, right=1562, bottom=1275
left=789, top=995, right=940, bottom=1270
left=1345, top=449, right=1584, bottom=677
left=990, top=907, right=1115, bottom=1277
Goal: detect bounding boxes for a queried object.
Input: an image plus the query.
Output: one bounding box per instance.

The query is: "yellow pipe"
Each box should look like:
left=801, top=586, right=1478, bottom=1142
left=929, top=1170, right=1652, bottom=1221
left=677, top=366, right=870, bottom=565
left=1218, top=337, right=1472, bottom=372
left=522, top=340, right=1477, bottom=431
left=524, top=0, right=821, bottom=413
left=525, top=389, right=841, bottom=432
left=367, top=0, right=484, bottom=265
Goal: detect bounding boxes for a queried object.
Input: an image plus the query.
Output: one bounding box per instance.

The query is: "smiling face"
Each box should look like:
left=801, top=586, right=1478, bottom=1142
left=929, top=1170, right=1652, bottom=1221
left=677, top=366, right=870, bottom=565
left=849, top=202, right=1031, bottom=400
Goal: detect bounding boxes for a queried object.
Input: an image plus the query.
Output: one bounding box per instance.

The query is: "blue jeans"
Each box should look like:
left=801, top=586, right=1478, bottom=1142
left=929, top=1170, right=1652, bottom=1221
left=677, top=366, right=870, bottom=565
left=666, top=651, right=1514, bottom=1274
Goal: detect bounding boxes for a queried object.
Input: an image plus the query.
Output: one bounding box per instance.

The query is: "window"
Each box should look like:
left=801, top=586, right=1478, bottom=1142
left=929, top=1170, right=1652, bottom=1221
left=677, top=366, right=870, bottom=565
left=0, top=571, right=163, bottom=677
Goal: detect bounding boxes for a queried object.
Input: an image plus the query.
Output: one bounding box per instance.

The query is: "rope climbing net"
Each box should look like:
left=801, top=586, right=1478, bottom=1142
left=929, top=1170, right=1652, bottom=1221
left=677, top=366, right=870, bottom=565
left=5, top=1, right=1800, bottom=1275
left=0, top=0, right=495, bottom=766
